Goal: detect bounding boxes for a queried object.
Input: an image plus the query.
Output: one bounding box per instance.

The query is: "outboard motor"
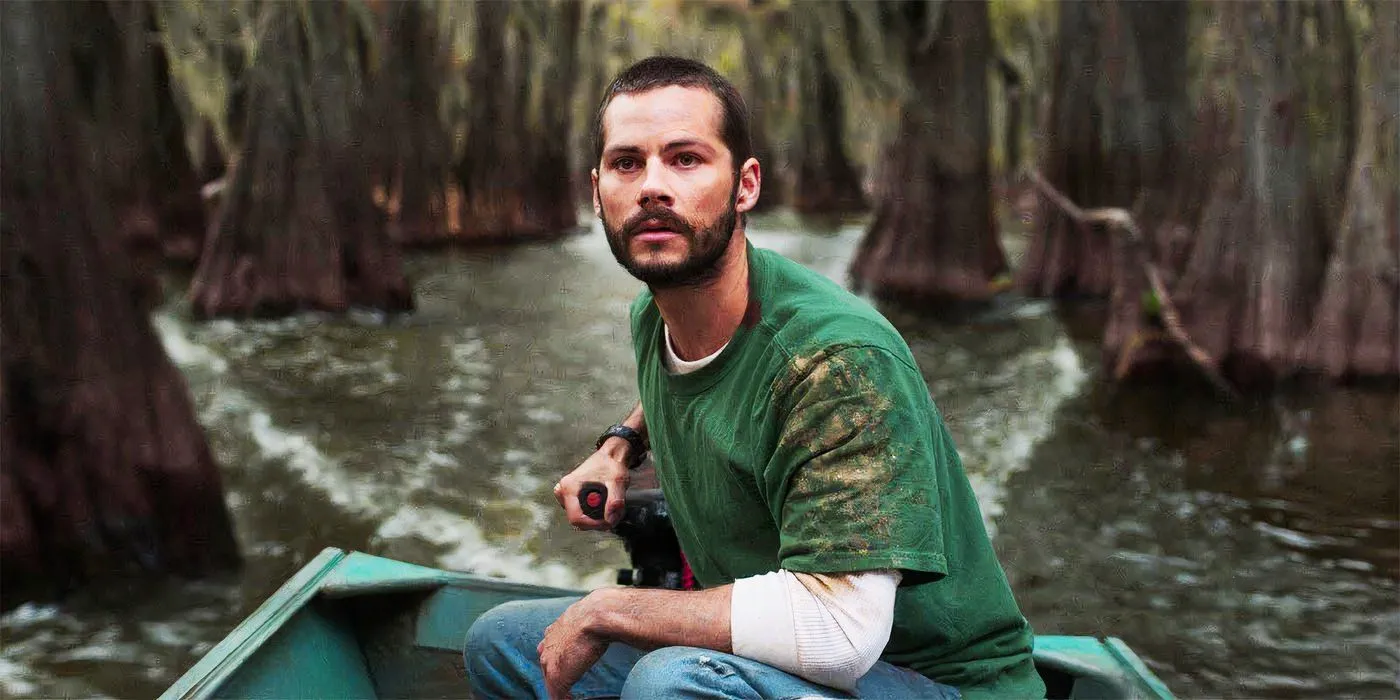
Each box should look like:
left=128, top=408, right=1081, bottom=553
left=579, top=482, right=690, bottom=590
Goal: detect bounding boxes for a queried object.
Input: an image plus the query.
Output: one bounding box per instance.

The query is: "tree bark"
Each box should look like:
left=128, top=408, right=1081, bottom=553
left=1297, top=0, right=1400, bottom=380
left=995, top=55, right=1025, bottom=185
left=741, top=8, right=784, bottom=212
left=1017, top=0, right=1191, bottom=299
left=575, top=2, right=615, bottom=203
left=528, top=0, right=583, bottom=234
left=456, top=0, right=580, bottom=243
left=371, top=0, right=454, bottom=246
left=74, top=0, right=207, bottom=265
left=790, top=2, right=866, bottom=215
left=1295, top=1, right=1358, bottom=243
left=1104, top=1, right=1335, bottom=387
left=188, top=3, right=413, bottom=319
left=1, top=0, right=239, bottom=609
left=849, top=1, right=1005, bottom=302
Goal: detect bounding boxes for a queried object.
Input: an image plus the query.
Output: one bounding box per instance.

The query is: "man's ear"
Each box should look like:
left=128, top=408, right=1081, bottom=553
left=591, top=168, right=601, bottom=216
left=735, top=157, right=762, bottom=215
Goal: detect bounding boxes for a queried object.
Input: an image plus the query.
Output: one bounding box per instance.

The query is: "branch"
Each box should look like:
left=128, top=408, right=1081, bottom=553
left=1026, top=169, right=1241, bottom=400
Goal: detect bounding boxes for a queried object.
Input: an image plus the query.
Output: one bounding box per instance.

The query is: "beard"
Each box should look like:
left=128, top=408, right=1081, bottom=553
left=600, top=185, right=740, bottom=290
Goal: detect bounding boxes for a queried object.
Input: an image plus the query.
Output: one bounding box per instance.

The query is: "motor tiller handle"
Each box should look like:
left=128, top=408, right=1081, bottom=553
left=578, top=481, right=608, bottom=521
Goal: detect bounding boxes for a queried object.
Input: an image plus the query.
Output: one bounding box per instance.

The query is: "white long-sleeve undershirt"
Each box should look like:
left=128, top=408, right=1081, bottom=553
left=664, top=328, right=901, bottom=691
left=730, top=569, right=901, bottom=692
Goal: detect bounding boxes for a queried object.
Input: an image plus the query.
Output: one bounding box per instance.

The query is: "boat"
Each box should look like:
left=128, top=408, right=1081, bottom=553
left=160, top=547, right=1175, bottom=699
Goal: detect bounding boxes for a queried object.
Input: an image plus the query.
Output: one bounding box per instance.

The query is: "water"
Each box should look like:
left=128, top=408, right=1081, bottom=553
left=2, top=212, right=1396, bottom=698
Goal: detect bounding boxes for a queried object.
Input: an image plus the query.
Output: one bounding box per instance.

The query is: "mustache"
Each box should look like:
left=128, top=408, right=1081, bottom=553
left=621, top=206, right=694, bottom=238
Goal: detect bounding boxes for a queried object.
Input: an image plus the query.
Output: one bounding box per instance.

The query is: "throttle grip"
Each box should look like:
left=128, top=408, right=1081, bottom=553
left=578, top=481, right=608, bottom=521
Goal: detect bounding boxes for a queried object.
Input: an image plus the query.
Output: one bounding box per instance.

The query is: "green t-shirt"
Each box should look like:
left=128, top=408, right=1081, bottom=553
left=629, top=243, right=1045, bottom=699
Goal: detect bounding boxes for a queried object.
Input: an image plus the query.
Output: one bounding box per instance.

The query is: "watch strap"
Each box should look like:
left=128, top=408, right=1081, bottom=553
left=596, top=423, right=646, bottom=469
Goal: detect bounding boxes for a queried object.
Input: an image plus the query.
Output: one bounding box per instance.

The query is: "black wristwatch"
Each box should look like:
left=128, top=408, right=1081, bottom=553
left=596, top=423, right=647, bottom=469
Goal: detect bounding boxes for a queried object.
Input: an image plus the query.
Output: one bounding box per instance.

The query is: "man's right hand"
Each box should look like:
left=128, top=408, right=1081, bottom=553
left=553, top=447, right=629, bottom=530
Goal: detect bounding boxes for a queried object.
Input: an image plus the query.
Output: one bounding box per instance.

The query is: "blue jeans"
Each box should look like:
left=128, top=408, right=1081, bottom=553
left=464, top=596, right=961, bottom=699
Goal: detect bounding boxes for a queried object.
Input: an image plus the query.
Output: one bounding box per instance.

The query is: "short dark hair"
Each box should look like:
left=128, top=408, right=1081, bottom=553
left=592, top=56, right=753, bottom=169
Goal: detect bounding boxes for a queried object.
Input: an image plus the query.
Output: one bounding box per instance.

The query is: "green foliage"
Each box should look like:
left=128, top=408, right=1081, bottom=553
left=146, top=0, right=1384, bottom=227
left=1140, top=289, right=1162, bottom=319
left=986, top=0, right=1052, bottom=173
left=152, top=0, right=1057, bottom=189
left=153, top=0, right=245, bottom=161
left=156, top=0, right=387, bottom=168
left=989, top=0, right=1044, bottom=78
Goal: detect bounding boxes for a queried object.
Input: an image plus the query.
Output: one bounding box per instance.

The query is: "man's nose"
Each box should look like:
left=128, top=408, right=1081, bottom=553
left=637, top=162, right=675, bottom=208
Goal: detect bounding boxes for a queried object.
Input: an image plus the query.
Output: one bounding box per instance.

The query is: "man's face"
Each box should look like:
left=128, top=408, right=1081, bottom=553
left=593, top=85, right=752, bottom=289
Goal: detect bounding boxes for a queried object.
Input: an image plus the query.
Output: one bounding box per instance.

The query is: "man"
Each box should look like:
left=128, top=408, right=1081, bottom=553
left=465, top=56, right=1045, bottom=700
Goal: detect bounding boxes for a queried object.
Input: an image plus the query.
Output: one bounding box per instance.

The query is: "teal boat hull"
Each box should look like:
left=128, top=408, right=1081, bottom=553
left=161, top=548, right=1173, bottom=699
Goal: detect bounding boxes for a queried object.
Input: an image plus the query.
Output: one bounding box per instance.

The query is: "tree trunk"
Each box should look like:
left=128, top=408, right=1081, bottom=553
left=189, top=3, right=413, bottom=319
left=1105, top=1, right=1335, bottom=387
left=849, top=1, right=1005, bottom=302
left=1296, top=1, right=1358, bottom=245
left=995, top=55, right=1025, bottom=185
left=1017, top=0, right=1191, bottom=298
left=741, top=9, right=784, bottom=212
left=372, top=0, right=453, bottom=246
left=1297, top=0, right=1399, bottom=380
left=75, top=0, right=206, bottom=264
left=456, top=0, right=579, bottom=243
left=574, top=2, right=615, bottom=203
left=790, top=3, right=866, bottom=215
left=527, top=0, right=583, bottom=234
left=1, top=0, right=239, bottom=609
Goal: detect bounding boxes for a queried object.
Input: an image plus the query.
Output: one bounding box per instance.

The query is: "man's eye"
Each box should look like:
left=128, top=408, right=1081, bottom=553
left=676, top=153, right=699, bottom=167
left=614, top=157, right=638, bottom=171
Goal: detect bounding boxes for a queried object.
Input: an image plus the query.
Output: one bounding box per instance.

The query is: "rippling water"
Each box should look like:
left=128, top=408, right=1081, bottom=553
left=2, top=212, right=1396, bottom=698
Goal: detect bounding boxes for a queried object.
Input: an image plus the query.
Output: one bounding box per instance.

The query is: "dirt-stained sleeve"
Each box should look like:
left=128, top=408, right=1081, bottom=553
left=762, top=345, right=948, bottom=578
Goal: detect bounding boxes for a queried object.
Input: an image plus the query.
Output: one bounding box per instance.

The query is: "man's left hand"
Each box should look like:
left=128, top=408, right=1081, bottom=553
left=538, top=593, right=612, bottom=700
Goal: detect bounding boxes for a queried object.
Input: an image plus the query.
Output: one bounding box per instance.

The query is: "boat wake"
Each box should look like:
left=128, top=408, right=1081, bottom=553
left=155, top=312, right=617, bottom=589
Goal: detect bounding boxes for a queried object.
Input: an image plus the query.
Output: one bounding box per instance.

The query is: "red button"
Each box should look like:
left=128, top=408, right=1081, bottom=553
left=586, top=493, right=602, bottom=508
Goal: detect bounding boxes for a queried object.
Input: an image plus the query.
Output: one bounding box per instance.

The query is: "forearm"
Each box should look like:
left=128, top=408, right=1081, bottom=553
left=598, top=402, right=647, bottom=464
left=621, top=402, right=646, bottom=436
left=585, top=585, right=732, bottom=654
